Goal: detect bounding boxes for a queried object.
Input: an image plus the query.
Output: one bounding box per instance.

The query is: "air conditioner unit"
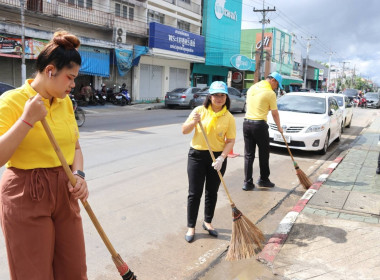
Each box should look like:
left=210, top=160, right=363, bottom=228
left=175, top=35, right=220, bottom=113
left=116, top=28, right=124, bottom=43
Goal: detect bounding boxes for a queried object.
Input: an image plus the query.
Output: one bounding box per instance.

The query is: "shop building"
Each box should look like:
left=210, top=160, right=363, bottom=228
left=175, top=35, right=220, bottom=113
left=192, top=0, right=244, bottom=88
left=240, top=27, right=303, bottom=91
left=0, top=0, right=147, bottom=97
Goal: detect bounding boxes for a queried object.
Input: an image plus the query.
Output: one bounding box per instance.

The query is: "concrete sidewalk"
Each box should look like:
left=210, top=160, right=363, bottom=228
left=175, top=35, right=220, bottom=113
left=258, top=116, right=380, bottom=279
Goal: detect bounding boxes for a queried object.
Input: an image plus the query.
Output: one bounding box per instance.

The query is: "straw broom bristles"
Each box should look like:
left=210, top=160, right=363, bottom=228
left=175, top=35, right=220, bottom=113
left=197, top=122, right=265, bottom=261
left=225, top=205, right=265, bottom=261
left=282, top=132, right=312, bottom=189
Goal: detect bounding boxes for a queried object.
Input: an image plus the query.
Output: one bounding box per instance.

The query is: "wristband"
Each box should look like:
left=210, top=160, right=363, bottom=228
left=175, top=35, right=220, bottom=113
left=73, top=170, right=85, bottom=179
left=20, top=118, right=33, bottom=128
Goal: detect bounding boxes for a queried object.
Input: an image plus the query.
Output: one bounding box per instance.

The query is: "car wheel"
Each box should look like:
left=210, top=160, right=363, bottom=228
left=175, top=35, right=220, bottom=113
left=319, top=132, right=329, bottom=155
left=346, top=115, right=352, bottom=128
left=189, top=100, right=195, bottom=109
left=336, top=124, right=342, bottom=142
left=242, top=103, right=247, bottom=113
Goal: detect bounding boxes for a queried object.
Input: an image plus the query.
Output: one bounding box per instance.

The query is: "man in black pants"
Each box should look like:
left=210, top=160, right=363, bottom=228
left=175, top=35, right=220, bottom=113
left=243, top=72, right=283, bottom=190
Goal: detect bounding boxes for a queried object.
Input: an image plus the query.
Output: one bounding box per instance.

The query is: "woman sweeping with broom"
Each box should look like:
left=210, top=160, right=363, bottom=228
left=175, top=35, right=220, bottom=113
left=0, top=30, right=89, bottom=279
left=182, top=81, right=236, bottom=243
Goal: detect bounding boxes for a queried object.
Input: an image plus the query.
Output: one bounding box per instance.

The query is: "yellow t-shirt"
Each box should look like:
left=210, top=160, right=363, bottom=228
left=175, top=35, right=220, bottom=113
left=185, top=106, right=236, bottom=151
left=245, top=80, right=278, bottom=121
left=0, top=79, right=79, bottom=169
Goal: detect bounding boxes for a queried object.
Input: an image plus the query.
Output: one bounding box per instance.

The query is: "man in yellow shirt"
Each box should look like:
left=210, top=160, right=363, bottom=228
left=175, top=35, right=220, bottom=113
left=243, top=72, right=283, bottom=190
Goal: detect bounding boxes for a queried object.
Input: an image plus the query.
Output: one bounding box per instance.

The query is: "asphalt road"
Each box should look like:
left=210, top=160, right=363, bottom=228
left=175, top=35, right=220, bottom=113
left=0, top=106, right=376, bottom=280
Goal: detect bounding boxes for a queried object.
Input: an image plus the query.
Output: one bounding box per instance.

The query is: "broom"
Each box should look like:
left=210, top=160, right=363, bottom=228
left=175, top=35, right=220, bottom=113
left=280, top=132, right=312, bottom=189
left=198, top=122, right=265, bottom=261
left=41, top=119, right=136, bottom=280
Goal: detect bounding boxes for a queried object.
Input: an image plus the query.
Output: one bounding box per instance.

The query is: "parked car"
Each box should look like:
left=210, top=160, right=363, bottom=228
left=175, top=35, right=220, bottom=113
left=327, top=93, right=353, bottom=129
left=342, top=88, right=359, bottom=102
left=364, top=92, right=380, bottom=108
left=240, top=88, right=249, bottom=97
left=0, top=82, right=15, bottom=96
left=165, top=87, right=201, bottom=108
left=190, top=86, right=246, bottom=112
left=267, top=92, right=343, bottom=155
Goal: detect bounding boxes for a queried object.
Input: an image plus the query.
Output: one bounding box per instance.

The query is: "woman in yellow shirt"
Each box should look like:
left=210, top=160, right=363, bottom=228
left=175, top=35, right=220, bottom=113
left=182, top=81, right=236, bottom=243
left=0, top=31, right=88, bottom=279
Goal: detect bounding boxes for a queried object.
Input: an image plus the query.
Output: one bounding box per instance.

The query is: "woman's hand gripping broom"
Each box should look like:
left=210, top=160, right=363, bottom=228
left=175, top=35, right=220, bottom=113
left=281, top=132, right=312, bottom=189
left=41, top=119, right=136, bottom=280
left=198, top=122, right=265, bottom=261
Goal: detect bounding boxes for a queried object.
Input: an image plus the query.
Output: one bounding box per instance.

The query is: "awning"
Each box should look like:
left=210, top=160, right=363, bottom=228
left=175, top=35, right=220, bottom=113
left=282, top=75, right=303, bottom=85
left=78, top=46, right=110, bottom=77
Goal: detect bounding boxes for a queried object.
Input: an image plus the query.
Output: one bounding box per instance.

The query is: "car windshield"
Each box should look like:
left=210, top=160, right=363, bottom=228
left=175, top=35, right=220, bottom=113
left=342, top=89, right=358, bottom=96
left=366, top=93, right=378, bottom=99
left=170, top=88, right=187, bottom=93
left=277, top=95, right=326, bottom=114
left=198, top=87, right=210, bottom=94
left=333, top=96, right=344, bottom=106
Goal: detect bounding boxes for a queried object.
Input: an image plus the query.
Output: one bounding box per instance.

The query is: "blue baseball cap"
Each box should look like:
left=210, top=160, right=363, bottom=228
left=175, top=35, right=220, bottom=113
left=209, top=81, right=228, bottom=95
left=269, top=72, right=283, bottom=90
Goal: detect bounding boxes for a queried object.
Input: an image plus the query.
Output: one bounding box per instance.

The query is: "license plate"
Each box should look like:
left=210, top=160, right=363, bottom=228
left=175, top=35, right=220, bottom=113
left=116, top=96, right=122, bottom=99
left=169, top=96, right=177, bottom=99
left=274, top=133, right=291, bottom=143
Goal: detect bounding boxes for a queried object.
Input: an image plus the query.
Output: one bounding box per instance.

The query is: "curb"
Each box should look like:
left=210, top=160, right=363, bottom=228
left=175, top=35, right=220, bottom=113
left=256, top=156, right=344, bottom=266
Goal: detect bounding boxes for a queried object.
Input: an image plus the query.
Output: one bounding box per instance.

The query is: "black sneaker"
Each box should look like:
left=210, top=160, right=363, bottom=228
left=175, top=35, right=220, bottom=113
left=377, top=167, right=380, bottom=174
left=257, top=178, right=275, bottom=188
left=242, top=183, right=255, bottom=191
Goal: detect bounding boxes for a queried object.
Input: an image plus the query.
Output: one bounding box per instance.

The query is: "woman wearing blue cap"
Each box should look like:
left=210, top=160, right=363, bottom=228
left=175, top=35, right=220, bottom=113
left=182, top=81, right=236, bottom=243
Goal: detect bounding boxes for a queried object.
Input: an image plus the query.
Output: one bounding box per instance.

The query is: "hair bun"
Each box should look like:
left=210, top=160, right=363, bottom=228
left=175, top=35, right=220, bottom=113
left=52, top=30, right=80, bottom=50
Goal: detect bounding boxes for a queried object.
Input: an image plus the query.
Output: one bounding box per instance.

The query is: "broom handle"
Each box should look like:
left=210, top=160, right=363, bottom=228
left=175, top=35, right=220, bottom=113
left=198, top=122, right=234, bottom=206
left=41, top=119, right=119, bottom=258
left=280, top=132, right=296, bottom=163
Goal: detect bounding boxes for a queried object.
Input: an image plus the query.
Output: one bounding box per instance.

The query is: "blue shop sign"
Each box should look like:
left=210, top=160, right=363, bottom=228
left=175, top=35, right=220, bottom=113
left=149, top=22, right=205, bottom=57
left=230, top=54, right=253, bottom=71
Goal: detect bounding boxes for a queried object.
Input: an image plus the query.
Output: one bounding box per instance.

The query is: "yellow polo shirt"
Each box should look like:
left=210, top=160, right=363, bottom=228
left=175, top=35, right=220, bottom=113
left=245, top=80, right=278, bottom=121
left=0, top=79, right=79, bottom=169
left=185, top=106, right=236, bottom=152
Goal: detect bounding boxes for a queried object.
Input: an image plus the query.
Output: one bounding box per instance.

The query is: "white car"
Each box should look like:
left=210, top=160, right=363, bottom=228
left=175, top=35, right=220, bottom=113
left=268, top=92, right=343, bottom=154
left=327, top=93, right=353, bottom=129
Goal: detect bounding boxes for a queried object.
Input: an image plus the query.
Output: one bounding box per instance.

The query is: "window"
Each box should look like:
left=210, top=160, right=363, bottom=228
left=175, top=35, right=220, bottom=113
left=179, top=0, right=190, bottom=3
left=129, top=7, right=134, bottom=20
left=86, top=0, right=92, bottom=9
left=177, top=20, right=190, bottom=32
left=57, top=0, right=65, bottom=3
left=123, top=6, right=128, bottom=18
left=148, top=10, right=165, bottom=24
left=115, top=3, right=121, bottom=17
left=68, top=0, right=75, bottom=5
left=78, top=0, right=84, bottom=7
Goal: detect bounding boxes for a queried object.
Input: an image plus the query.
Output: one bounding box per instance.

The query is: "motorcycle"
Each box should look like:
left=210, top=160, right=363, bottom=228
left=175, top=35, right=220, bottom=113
left=358, top=96, right=367, bottom=108
left=113, top=84, right=131, bottom=106
left=70, top=94, right=86, bottom=127
left=94, top=89, right=106, bottom=105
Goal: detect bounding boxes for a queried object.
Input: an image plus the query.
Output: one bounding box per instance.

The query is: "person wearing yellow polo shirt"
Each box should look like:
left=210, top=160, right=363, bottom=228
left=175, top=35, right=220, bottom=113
left=182, top=81, right=236, bottom=243
left=0, top=31, right=88, bottom=279
left=243, top=72, right=283, bottom=191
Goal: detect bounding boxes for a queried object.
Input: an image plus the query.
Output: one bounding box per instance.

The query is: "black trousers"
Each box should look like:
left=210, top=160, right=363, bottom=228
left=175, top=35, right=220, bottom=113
left=243, top=119, right=270, bottom=185
left=187, top=148, right=227, bottom=228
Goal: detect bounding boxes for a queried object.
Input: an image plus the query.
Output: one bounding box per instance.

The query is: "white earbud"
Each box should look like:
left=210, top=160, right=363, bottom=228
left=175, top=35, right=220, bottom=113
left=49, top=71, right=52, bottom=78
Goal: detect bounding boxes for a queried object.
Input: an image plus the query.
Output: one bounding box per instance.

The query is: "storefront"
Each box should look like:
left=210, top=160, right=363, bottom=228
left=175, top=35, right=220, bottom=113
left=0, top=34, right=112, bottom=93
left=133, top=22, right=205, bottom=101
left=192, top=0, right=243, bottom=86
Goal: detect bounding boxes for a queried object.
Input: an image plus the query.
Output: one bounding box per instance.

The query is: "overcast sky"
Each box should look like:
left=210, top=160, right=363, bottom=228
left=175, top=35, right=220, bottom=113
left=241, top=0, right=380, bottom=85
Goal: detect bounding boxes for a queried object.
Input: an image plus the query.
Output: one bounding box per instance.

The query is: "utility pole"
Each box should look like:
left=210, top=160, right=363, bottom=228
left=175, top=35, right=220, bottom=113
left=326, top=51, right=335, bottom=91
left=253, top=1, right=275, bottom=82
left=341, top=61, right=350, bottom=89
left=302, top=36, right=316, bottom=88
left=20, top=0, right=26, bottom=83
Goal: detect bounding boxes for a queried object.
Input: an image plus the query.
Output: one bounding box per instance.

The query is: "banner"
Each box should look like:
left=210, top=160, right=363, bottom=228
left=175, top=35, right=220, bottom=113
left=0, top=35, right=47, bottom=59
left=115, top=46, right=149, bottom=76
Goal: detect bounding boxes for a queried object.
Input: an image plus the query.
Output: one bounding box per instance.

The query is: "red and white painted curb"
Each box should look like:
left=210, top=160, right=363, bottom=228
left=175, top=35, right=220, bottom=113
left=257, top=157, right=344, bottom=265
